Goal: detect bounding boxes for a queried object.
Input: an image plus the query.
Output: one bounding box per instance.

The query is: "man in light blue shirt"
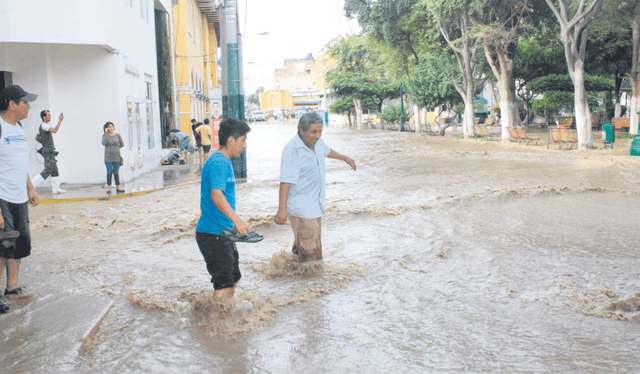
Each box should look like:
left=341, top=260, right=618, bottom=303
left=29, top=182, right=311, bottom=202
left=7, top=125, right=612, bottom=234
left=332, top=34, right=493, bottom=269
left=275, top=112, right=356, bottom=262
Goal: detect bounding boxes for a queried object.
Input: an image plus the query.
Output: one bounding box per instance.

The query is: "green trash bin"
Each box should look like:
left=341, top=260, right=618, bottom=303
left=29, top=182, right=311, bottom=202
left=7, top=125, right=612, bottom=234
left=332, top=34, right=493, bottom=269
left=602, top=123, right=615, bottom=149
left=631, top=136, right=640, bottom=156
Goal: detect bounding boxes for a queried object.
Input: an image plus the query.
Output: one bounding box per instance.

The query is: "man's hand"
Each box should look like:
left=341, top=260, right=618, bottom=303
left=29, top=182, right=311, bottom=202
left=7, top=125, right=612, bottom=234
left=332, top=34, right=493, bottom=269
left=274, top=207, right=287, bottom=225
left=26, top=176, right=39, bottom=207
left=233, top=221, right=251, bottom=235
left=59, top=113, right=64, bottom=122
left=0, top=215, right=4, bottom=230
left=28, top=189, right=39, bottom=207
left=344, top=156, right=356, bottom=171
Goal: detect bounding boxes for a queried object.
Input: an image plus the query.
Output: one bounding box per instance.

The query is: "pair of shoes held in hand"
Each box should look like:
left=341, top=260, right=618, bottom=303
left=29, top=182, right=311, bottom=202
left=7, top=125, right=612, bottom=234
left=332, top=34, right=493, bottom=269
left=220, top=229, right=264, bottom=243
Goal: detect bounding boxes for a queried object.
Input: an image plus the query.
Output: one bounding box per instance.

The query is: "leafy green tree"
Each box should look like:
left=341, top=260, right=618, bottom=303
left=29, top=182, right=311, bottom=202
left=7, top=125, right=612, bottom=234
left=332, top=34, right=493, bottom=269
left=586, top=0, right=637, bottom=119
left=327, top=36, right=399, bottom=128
left=476, top=0, right=534, bottom=139
left=330, top=96, right=356, bottom=127
left=345, top=0, right=435, bottom=75
left=425, top=0, right=489, bottom=138
left=513, top=32, right=566, bottom=122
left=532, top=91, right=575, bottom=118
left=545, top=0, right=605, bottom=149
left=406, top=51, right=462, bottom=135
left=379, top=102, right=409, bottom=123
left=529, top=74, right=614, bottom=93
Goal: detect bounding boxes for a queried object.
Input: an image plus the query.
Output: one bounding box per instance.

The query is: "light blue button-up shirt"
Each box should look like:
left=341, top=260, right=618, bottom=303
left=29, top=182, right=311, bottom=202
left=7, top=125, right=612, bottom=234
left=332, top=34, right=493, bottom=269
left=280, top=134, right=331, bottom=219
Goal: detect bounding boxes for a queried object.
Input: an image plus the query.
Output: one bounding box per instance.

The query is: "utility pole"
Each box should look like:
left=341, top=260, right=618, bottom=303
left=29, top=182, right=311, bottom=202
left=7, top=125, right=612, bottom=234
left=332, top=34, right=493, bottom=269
left=220, top=0, right=247, bottom=180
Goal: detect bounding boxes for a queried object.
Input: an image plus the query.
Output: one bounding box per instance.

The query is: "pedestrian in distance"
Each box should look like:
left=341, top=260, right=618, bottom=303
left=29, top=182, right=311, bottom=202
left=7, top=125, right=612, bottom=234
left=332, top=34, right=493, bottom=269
left=196, top=118, right=212, bottom=164
left=167, top=130, right=190, bottom=152
left=31, top=110, right=66, bottom=193
left=195, top=118, right=261, bottom=310
left=191, top=118, right=203, bottom=162
left=275, top=112, right=356, bottom=262
left=0, top=85, right=40, bottom=314
left=102, top=122, right=125, bottom=194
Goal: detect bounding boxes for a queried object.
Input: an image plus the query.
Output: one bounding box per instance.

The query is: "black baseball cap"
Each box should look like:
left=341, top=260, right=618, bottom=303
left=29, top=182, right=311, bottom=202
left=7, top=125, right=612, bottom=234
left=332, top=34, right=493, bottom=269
left=0, top=85, right=38, bottom=102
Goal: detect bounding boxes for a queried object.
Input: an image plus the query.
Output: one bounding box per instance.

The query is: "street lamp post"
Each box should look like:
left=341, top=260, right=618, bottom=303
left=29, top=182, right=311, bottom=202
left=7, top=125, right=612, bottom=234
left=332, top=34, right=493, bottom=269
left=220, top=0, right=246, bottom=179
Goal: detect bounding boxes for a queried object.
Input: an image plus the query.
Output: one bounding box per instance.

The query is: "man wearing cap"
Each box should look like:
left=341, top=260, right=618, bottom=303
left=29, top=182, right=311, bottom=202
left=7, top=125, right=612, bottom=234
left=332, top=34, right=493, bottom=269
left=275, top=112, right=356, bottom=262
left=0, top=85, right=39, bottom=313
left=31, top=110, right=66, bottom=193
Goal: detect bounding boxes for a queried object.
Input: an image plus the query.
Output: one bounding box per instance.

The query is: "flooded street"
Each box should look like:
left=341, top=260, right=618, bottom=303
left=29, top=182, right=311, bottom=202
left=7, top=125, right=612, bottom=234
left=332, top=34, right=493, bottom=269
left=2, top=121, right=640, bottom=373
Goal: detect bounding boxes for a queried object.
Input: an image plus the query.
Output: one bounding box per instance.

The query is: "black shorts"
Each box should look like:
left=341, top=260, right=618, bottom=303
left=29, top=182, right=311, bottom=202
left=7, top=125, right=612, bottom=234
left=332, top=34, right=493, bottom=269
left=195, top=231, right=241, bottom=290
left=202, top=144, right=211, bottom=153
left=0, top=199, right=31, bottom=259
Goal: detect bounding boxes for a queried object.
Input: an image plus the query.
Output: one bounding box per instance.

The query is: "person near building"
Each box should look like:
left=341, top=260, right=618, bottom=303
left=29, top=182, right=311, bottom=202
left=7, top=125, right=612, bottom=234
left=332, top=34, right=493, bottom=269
left=196, top=118, right=212, bottom=164
left=195, top=118, right=252, bottom=305
left=274, top=112, right=357, bottom=262
left=102, top=122, right=125, bottom=194
left=167, top=130, right=190, bottom=152
left=31, top=110, right=66, bottom=193
left=191, top=119, right=203, bottom=162
left=0, top=85, right=40, bottom=313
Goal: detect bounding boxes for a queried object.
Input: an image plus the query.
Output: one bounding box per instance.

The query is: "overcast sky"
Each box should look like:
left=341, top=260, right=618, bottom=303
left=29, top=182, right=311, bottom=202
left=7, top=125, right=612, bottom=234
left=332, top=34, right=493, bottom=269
left=237, top=0, right=361, bottom=95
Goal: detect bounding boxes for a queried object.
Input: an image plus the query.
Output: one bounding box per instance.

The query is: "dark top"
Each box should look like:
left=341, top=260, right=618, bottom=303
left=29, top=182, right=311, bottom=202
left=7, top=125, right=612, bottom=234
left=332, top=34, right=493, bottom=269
left=39, top=122, right=55, bottom=153
left=102, top=133, right=125, bottom=162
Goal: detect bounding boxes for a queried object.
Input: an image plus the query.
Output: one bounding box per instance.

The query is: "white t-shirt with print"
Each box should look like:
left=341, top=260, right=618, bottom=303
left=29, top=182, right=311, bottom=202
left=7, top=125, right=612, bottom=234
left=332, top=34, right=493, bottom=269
left=0, top=116, right=30, bottom=204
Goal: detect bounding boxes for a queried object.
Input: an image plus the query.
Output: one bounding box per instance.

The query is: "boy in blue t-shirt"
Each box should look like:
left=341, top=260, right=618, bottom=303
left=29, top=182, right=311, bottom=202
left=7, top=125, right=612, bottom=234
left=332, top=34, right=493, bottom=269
left=195, top=118, right=251, bottom=300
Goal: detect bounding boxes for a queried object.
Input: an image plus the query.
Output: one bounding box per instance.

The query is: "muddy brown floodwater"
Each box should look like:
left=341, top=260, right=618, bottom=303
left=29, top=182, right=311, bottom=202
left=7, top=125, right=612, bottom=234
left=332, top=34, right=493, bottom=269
left=2, top=122, right=640, bottom=373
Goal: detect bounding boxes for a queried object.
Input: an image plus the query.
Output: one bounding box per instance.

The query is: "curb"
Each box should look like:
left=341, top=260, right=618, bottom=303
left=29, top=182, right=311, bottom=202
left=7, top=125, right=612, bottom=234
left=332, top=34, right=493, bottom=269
left=38, top=188, right=163, bottom=204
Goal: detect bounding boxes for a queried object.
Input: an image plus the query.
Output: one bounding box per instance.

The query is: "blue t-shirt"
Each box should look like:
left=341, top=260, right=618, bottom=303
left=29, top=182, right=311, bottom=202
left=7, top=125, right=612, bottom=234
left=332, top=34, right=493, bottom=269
left=196, top=152, right=236, bottom=234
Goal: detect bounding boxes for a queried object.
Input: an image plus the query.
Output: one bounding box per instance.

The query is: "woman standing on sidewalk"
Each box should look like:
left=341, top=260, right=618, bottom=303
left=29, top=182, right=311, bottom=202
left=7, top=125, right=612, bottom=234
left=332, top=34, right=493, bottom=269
left=102, top=122, right=125, bottom=194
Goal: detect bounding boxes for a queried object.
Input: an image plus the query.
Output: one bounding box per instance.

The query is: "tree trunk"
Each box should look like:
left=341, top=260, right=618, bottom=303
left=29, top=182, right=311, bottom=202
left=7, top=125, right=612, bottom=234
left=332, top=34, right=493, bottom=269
left=489, top=80, right=499, bottom=110
left=354, top=98, right=363, bottom=129
left=569, top=65, right=593, bottom=148
left=614, top=69, right=622, bottom=118
left=414, top=104, right=420, bottom=134
left=497, top=78, right=518, bottom=140
left=463, top=87, right=475, bottom=137
left=546, top=0, right=603, bottom=149
left=630, top=15, right=640, bottom=135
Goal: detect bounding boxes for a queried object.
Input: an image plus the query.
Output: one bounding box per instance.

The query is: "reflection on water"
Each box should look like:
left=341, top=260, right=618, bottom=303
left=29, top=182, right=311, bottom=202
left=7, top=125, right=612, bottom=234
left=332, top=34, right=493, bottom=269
left=2, top=122, right=640, bottom=373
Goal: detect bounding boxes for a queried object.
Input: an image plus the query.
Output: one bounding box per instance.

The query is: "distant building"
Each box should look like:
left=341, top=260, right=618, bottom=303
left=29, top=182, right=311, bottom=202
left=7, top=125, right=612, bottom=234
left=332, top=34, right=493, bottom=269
left=261, top=54, right=318, bottom=110
left=0, top=0, right=173, bottom=184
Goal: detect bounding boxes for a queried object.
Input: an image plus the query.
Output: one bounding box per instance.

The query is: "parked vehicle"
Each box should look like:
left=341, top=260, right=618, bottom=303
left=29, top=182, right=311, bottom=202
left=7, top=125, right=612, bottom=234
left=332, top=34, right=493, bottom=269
left=253, top=111, right=267, bottom=121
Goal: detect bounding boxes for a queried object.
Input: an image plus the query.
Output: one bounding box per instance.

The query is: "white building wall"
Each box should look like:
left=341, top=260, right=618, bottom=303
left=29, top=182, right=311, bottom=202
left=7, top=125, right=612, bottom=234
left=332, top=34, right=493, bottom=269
left=0, top=0, right=172, bottom=184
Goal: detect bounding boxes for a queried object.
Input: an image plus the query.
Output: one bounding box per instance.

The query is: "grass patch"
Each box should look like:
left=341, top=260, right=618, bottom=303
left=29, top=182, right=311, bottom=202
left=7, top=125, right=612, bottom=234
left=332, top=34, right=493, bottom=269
left=616, top=133, right=637, bottom=139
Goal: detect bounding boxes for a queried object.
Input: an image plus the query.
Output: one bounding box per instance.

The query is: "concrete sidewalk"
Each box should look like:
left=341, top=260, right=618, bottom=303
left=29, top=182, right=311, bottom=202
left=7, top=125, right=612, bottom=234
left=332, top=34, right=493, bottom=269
left=36, top=160, right=203, bottom=204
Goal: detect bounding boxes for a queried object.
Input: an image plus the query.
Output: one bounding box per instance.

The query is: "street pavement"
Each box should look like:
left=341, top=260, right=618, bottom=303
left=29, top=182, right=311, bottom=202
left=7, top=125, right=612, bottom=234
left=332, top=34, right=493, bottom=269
left=35, top=157, right=204, bottom=204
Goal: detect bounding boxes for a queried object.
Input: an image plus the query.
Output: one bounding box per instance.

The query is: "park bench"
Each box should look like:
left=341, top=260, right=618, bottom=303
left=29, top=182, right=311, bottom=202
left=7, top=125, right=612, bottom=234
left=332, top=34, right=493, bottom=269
left=516, top=127, right=540, bottom=145
left=507, top=127, right=521, bottom=143
left=550, top=127, right=564, bottom=149
left=474, top=125, right=500, bottom=140
left=557, top=117, right=574, bottom=128
left=508, top=127, right=539, bottom=145
left=612, top=117, right=630, bottom=132
left=559, top=127, right=578, bottom=149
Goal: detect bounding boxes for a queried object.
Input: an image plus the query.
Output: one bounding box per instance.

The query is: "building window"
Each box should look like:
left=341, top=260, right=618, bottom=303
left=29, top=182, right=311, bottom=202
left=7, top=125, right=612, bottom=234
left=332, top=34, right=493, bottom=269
left=145, top=81, right=152, bottom=99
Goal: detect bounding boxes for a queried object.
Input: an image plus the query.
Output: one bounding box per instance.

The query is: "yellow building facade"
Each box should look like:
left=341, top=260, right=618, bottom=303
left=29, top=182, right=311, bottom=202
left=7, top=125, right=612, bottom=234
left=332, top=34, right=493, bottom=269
left=172, top=0, right=219, bottom=134
left=259, top=90, right=293, bottom=110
